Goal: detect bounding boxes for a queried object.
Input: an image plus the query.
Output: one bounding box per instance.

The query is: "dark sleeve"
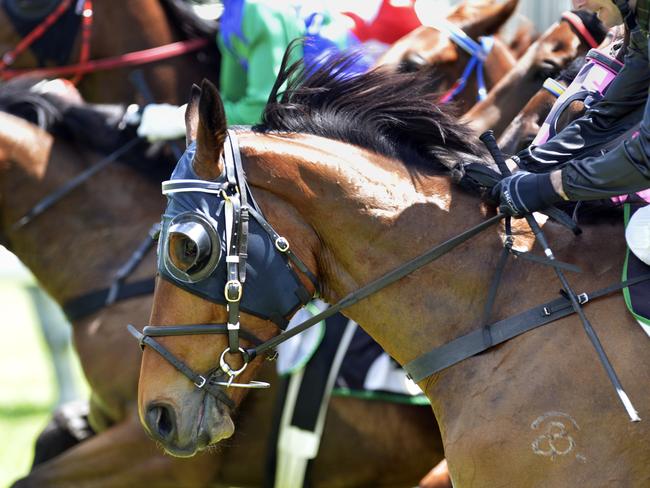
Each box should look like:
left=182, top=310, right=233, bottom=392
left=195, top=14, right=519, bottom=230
left=516, top=34, right=650, bottom=172
left=562, top=96, right=650, bottom=200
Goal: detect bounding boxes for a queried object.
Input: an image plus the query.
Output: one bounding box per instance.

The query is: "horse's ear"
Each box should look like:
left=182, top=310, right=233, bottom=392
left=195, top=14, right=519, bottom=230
left=193, top=79, right=227, bottom=180
left=185, top=83, right=201, bottom=147
left=460, top=0, right=519, bottom=39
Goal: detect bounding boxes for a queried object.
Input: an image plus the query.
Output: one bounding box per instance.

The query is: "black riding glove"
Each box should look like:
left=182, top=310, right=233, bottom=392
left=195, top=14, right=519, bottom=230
left=491, top=171, right=561, bottom=217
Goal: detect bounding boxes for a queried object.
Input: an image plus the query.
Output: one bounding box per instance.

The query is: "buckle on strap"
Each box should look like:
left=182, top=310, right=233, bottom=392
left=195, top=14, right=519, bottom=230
left=578, top=292, right=589, bottom=305
left=275, top=236, right=290, bottom=252
left=194, top=375, right=207, bottom=388
left=224, top=280, right=243, bottom=302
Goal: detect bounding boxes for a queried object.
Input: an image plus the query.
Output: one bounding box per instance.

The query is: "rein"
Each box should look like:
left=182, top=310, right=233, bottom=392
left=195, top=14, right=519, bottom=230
left=6, top=134, right=157, bottom=320
left=0, top=0, right=94, bottom=84
left=0, top=0, right=208, bottom=82
left=11, top=137, right=143, bottom=230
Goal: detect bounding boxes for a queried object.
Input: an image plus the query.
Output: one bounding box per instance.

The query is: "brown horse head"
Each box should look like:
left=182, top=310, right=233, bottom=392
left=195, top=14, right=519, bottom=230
left=462, top=9, right=608, bottom=137
left=135, top=38, right=495, bottom=453
left=139, top=78, right=320, bottom=456
left=375, top=0, right=518, bottom=113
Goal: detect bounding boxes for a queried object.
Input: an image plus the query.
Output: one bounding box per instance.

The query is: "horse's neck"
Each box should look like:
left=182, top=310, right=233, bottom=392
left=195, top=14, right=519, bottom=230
left=485, top=38, right=516, bottom=88
left=2, top=137, right=163, bottom=304
left=456, top=38, right=515, bottom=115
left=242, top=133, right=503, bottom=366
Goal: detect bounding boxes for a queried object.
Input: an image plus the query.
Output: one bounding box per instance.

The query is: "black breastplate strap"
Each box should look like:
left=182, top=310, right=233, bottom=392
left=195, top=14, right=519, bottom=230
left=404, top=273, right=650, bottom=382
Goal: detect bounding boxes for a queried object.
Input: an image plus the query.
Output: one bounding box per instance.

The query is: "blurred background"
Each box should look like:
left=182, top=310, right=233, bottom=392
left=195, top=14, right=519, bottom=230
left=0, top=248, right=88, bottom=487
left=0, top=0, right=573, bottom=486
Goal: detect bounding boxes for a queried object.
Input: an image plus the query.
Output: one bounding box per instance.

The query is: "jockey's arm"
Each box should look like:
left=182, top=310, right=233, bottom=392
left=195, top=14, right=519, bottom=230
left=516, top=31, right=650, bottom=174
left=492, top=27, right=650, bottom=217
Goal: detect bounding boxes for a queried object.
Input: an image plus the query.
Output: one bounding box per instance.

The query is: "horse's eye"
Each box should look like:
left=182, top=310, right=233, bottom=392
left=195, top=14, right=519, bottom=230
left=167, top=221, right=214, bottom=275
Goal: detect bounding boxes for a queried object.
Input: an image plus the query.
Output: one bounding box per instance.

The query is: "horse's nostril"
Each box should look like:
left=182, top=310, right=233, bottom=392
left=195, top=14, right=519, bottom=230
left=146, top=403, right=176, bottom=441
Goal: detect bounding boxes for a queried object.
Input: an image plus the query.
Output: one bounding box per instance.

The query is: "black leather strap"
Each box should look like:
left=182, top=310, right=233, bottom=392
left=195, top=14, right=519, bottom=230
left=246, top=213, right=505, bottom=361
left=142, top=324, right=262, bottom=345
left=63, top=278, right=155, bottom=321
left=404, top=273, right=650, bottom=382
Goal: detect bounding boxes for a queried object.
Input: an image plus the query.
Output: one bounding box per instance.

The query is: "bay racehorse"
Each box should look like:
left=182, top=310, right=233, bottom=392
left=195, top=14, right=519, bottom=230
left=0, top=0, right=218, bottom=103
left=0, top=82, right=448, bottom=488
left=462, top=10, right=607, bottom=138
left=376, top=0, right=519, bottom=114
left=134, top=54, right=650, bottom=487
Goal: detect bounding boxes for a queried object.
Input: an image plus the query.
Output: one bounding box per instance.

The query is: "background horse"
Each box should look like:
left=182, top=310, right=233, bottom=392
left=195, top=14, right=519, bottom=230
left=136, top=56, right=650, bottom=487
left=0, top=0, right=218, bottom=103
left=375, top=0, right=519, bottom=114
left=462, top=10, right=607, bottom=137
left=0, top=83, right=448, bottom=488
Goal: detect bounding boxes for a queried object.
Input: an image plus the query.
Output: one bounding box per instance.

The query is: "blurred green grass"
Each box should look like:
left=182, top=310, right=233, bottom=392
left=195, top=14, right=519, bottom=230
left=0, top=250, right=88, bottom=488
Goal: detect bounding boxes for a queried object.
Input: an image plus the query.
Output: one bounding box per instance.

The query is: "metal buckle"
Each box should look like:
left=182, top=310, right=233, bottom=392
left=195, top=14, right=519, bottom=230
left=194, top=375, right=207, bottom=388
left=212, top=348, right=271, bottom=389
left=578, top=292, right=589, bottom=305
left=224, top=280, right=243, bottom=302
left=275, top=236, right=290, bottom=252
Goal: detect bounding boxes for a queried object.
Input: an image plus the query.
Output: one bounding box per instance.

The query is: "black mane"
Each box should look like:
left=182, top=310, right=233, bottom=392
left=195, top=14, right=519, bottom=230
left=0, top=79, right=176, bottom=182
left=256, top=46, right=488, bottom=174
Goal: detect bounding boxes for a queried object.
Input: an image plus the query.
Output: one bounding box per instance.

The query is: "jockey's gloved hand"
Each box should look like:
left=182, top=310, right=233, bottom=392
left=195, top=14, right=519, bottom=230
left=137, top=103, right=187, bottom=142
left=491, top=171, right=561, bottom=217
left=456, top=162, right=502, bottom=195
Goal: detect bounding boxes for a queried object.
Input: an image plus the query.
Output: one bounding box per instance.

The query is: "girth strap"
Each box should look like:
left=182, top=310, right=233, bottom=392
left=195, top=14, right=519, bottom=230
left=404, top=273, right=650, bottom=382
